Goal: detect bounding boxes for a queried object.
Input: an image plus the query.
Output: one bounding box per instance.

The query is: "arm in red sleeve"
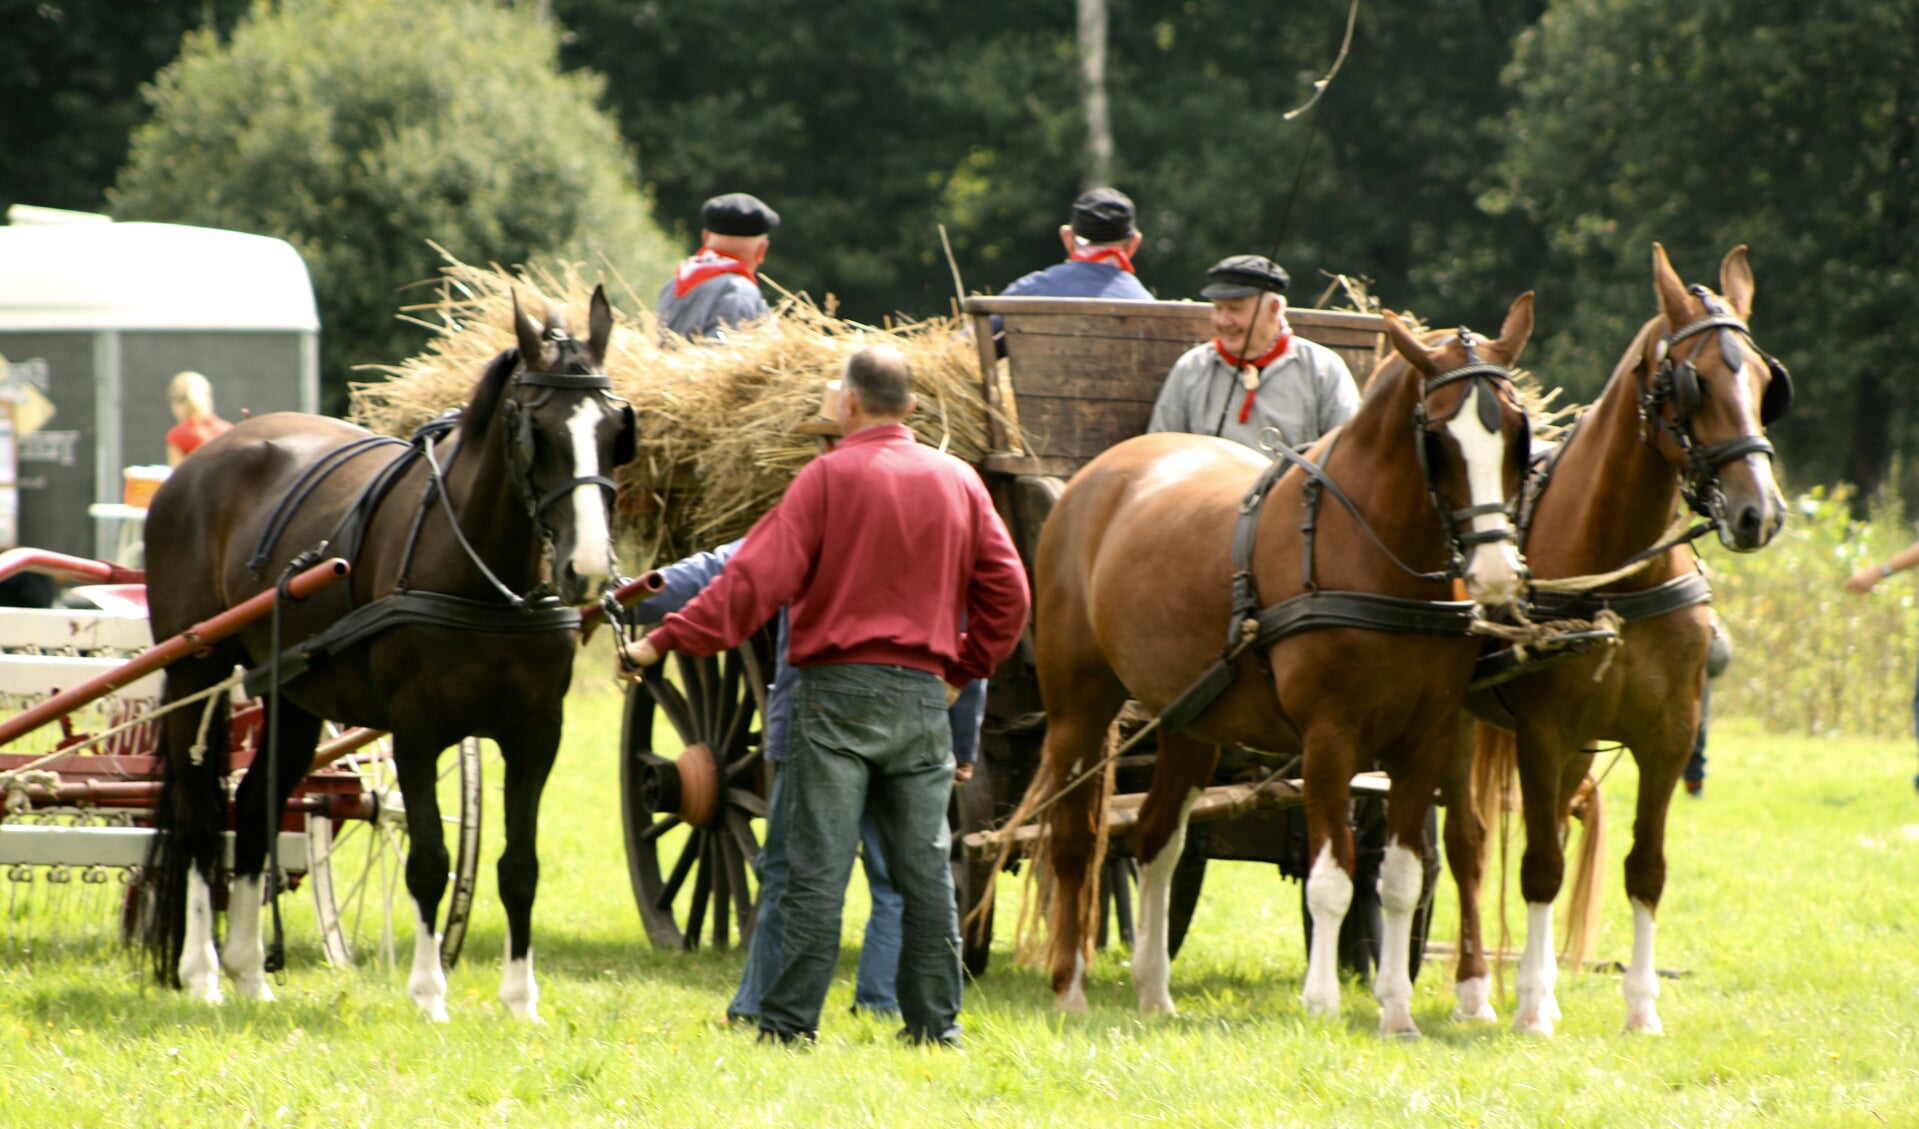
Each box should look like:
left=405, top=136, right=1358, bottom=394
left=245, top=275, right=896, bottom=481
left=646, top=463, right=827, bottom=657
left=944, top=482, right=1031, bottom=684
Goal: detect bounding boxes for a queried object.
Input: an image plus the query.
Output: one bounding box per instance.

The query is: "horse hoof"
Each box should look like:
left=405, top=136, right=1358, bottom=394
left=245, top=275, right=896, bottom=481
left=1377, top=1009, right=1422, bottom=1040
left=1451, top=1003, right=1497, bottom=1023
left=413, top=995, right=450, bottom=1023
left=1301, top=993, right=1340, bottom=1019
left=1138, top=995, right=1177, bottom=1018
left=186, top=977, right=224, bottom=1006
left=1053, top=993, right=1089, bottom=1015
left=1451, top=976, right=1496, bottom=1022
left=231, top=975, right=276, bottom=1004
left=1512, top=1010, right=1555, bottom=1037
left=502, top=995, right=541, bottom=1023
left=1624, top=1009, right=1663, bottom=1035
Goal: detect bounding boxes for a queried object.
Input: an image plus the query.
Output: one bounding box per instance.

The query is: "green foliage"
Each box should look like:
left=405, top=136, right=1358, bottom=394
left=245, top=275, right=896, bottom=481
left=1497, top=0, right=1919, bottom=492
left=1711, top=487, right=1919, bottom=738
left=557, top=0, right=1548, bottom=328
left=0, top=0, right=249, bottom=216
left=110, top=0, right=679, bottom=411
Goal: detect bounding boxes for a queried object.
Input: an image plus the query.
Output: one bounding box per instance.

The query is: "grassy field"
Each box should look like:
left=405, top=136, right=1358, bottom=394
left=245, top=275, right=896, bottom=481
left=2, top=672, right=1916, bottom=1128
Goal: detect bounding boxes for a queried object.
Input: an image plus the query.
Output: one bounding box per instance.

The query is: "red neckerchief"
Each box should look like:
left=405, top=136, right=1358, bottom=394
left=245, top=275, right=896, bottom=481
left=1070, top=246, right=1137, bottom=274
left=1212, top=331, right=1293, bottom=424
left=672, top=248, right=757, bottom=298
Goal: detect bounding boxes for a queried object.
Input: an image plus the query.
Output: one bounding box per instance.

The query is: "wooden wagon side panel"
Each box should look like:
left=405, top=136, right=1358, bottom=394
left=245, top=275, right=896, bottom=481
left=964, top=298, right=1385, bottom=476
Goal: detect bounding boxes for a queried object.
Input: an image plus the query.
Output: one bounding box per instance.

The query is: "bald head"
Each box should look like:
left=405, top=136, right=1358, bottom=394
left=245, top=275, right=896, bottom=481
left=842, top=345, right=915, bottom=417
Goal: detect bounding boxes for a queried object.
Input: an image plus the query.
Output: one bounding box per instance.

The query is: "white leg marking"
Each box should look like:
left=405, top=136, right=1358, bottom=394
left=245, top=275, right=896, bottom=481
left=1512, top=901, right=1558, bottom=1036
left=1302, top=842, right=1354, bottom=1019
left=1452, top=974, right=1496, bottom=1023
left=1444, top=384, right=1522, bottom=606
left=1373, top=839, right=1423, bottom=1039
left=220, top=875, right=275, bottom=1002
left=1132, top=789, right=1199, bottom=1018
left=180, top=868, right=224, bottom=1004
left=499, top=928, right=540, bottom=1022
left=1622, top=898, right=1663, bottom=1034
left=406, top=902, right=449, bottom=1023
left=565, top=400, right=612, bottom=587
left=1056, top=952, right=1089, bottom=1014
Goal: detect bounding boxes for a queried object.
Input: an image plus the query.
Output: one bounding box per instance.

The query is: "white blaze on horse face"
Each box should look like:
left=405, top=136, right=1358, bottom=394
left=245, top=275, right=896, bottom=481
left=1513, top=900, right=1559, bottom=1036
left=1443, top=383, right=1522, bottom=606
left=1622, top=898, right=1663, bottom=1034
left=565, top=398, right=613, bottom=586
left=1132, top=786, right=1200, bottom=1018
left=180, top=868, right=223, bottom=1004
left=1373, top=837, right=1424, bottom=1038
left=500, top=928, right=540, bottom=1022
left=1302, top=841, right=1353, bottom=1018
left=407, top=903, right=449, bottom=1023
left=220, top=874, right=275, bottom=1002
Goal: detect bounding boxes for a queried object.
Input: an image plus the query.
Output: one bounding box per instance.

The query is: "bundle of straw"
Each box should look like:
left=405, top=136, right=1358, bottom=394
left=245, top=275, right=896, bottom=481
left=350, top=252, right=1016, bottom=568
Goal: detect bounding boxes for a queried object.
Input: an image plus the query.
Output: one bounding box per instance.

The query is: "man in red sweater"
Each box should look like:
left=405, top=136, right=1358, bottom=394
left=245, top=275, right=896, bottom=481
left=623, top=345, right=1029, bottom=1047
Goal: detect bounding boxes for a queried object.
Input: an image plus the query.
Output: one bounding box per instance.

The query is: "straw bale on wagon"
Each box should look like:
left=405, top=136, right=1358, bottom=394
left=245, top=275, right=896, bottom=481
left=349, top=256, right=1015, bottom=569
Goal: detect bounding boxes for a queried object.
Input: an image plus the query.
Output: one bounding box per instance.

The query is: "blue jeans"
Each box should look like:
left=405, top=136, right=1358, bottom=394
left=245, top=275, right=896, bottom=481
left=758, top=664, right=961, bottom=1043
left=726, top=772, right=904, bottom=1020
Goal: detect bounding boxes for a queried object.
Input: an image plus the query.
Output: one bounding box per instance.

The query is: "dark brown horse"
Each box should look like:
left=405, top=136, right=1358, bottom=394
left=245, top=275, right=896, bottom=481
left=1021, top=295, right=1535, bottom=1036
left=1455, top=245, right=1787, bottom=1035
left=140, top=287, right=636, bottom=1021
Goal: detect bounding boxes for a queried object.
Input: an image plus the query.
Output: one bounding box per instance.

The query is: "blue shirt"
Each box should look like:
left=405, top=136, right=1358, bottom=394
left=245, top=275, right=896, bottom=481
left=1000, top=259, right=1154, bottom=301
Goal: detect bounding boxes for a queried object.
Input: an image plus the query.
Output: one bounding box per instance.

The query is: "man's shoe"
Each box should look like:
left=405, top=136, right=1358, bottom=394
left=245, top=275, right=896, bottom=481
left=757, top=1027, right=815, bottom=1047
left=1684, top=779, right=1703, bottom=798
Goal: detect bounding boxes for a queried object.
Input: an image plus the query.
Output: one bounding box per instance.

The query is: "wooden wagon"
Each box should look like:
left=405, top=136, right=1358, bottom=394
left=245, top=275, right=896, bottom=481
left=618, top=296, right=1441, bottom=980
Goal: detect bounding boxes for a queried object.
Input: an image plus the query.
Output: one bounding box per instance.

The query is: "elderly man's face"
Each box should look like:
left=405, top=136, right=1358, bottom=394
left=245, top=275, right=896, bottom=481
left=1210, top=292, right=1285, bottom=353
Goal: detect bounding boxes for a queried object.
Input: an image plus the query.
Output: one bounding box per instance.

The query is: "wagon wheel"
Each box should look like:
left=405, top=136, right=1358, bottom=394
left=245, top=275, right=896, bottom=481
left=621, top=636, right=771, bottom=951
left=304, top=730, right=484, bottom=971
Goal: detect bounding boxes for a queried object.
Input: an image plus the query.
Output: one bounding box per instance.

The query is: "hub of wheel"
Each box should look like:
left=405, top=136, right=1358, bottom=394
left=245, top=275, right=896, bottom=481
left=637, top=744, right=720, bottom=827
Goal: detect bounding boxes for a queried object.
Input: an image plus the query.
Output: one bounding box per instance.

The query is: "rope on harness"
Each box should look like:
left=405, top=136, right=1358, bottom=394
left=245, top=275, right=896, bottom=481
left=1472, top=606, right=1627, bottom=682
left=1525, top=509, right=1702, bottom=596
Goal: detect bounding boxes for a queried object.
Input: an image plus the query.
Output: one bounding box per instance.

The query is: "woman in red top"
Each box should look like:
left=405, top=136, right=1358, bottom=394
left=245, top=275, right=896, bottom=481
left=165, top=370, right=232, bottom=466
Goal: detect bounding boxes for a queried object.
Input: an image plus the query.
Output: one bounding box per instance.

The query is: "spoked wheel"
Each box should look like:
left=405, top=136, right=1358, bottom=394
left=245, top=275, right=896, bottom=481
left=304, top=730, right=483, bottom=970
left=621, top=638, right=771, bottom=951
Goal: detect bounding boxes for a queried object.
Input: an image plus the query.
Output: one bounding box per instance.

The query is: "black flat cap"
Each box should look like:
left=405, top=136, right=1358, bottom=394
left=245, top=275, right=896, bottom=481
left=702, top=193, right=780, bottom=237
left=1200, top=254, right=1290, bottom=299
left=1070, top=187, right=1137, bottom=243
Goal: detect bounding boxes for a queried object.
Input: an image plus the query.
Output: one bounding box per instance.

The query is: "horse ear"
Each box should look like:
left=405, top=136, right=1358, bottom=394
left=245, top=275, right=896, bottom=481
left=1492, top=291, right=1535, bottom=363
left=1719, top=245, right=1755, bottom=321
left=587, top=285, right=613, bottom=368
left=1651, top=242, right=1692, bottom=328
left=1383, top=311, right=1437, bottom=374
left=513, top=290, right=546, bottom=370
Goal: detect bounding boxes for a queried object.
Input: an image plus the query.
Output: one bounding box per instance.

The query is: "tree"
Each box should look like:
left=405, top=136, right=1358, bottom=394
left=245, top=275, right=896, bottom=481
left=111, top=0, right=679, bottom=411
left=0, top=0, right=249, bottom=217
left=1496, top=0, right=1919, bottom=503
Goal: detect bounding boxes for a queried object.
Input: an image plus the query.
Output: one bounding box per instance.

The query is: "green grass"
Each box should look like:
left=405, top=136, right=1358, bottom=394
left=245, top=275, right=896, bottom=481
left=3, top=679, right=1916, bottom=1127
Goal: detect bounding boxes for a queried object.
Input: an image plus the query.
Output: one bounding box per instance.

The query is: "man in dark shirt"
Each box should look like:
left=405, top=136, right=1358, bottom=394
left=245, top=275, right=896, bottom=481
left=623, top=346, right=1030, bottom=1047
left=656, top=193, right=779, bottom=340
left=999, top=186, right=1154, bottom=302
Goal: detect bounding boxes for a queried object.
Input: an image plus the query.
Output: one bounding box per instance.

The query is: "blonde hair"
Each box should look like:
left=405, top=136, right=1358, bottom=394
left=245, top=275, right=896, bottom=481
left=168, top=370, right=214, bottom=418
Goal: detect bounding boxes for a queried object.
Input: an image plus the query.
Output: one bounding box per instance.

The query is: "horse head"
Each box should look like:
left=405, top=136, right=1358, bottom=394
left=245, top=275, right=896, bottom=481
left=498, top=284, right=638, bottom=603
left=1637, top=243, right=1787, bottom=551
left=1381, top=292, right=1536, bottom=607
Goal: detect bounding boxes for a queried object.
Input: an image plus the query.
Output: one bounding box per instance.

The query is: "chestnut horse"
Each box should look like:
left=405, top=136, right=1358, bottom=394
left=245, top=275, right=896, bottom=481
left=140, top=288, right=636, bottom=1021
left=1457, top=245, right=1788, bottom=1034
left=1022, top=295, right=1535, bottom=1036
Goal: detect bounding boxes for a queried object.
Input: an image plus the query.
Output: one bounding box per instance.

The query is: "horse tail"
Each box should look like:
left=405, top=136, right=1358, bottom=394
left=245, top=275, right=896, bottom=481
left=1558, top=769, right=1607, bottom=971
left=981, top=723, right=1117, bottom=971
left=135, top=664, right=233, bottom=988
left=1469, top=723, right=1518, bottom=994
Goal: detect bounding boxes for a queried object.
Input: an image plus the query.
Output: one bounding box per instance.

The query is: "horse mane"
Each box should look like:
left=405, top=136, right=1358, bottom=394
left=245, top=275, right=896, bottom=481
left=459, top=347, right=523, bottom=448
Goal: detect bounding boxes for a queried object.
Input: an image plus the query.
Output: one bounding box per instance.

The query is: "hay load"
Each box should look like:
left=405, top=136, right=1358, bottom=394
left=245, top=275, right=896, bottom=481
left=349, top=255, right=1014, bottom=568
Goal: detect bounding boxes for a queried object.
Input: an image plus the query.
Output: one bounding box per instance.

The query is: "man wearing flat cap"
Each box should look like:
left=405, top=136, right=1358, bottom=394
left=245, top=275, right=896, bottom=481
left=657, top=192, right=781, bottom=341
left=999, top=187, right=1154, bottom=301
left=1147, top=254, right=1359, bottom=451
